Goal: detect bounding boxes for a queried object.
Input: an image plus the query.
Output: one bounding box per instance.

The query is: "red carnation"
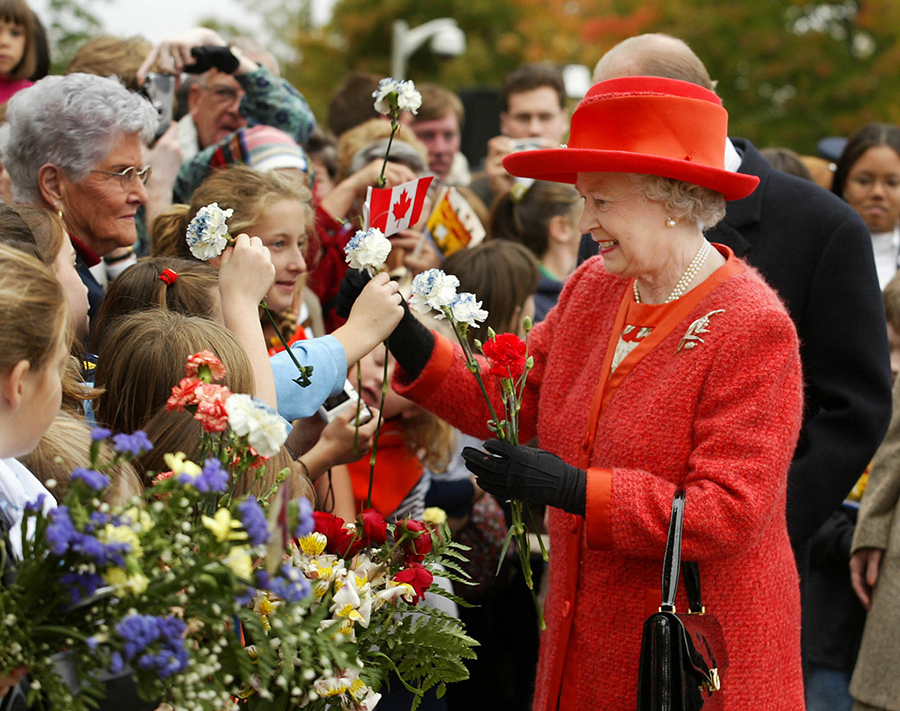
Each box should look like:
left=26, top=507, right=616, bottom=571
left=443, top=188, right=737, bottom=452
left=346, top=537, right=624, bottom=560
left=185, top=350, right=227, bottom=382
left=397, top=518, right=433, bottom=561
left=393, top=563, right=434, bottom=605
left=358, top=509, right=388, bottom=546
left=193, top=384, right=232, bottom=433
left=166, top=376, right=204, bottom=412
left=482, top=333, right=527, bottom=381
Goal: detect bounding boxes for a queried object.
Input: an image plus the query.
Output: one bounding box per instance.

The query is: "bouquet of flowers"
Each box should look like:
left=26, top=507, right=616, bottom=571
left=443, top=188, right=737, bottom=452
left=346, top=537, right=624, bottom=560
left=409, top=269, right=548, bottom=628
left=0, top=351, right=475, bottom=711
left=293, top=508, right=475, bottom=710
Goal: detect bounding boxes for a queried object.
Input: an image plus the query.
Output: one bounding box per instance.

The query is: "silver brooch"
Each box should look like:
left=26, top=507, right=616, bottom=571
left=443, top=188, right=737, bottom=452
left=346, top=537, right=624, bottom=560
left=676, top=310, right=725, bottom=353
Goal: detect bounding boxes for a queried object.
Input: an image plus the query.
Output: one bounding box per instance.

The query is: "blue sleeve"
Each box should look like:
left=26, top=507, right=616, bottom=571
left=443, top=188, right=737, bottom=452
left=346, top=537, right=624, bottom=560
left=271, top=335, right=346, bottom=421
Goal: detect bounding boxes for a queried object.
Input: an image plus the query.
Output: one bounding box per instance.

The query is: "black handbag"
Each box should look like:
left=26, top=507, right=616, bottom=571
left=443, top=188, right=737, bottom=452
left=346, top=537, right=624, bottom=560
left=637, top=490, right=728, bottom=710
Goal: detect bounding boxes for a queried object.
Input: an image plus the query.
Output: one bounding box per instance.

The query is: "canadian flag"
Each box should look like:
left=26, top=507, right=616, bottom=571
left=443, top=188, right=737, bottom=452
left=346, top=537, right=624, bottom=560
left=366, top=176, right=434, bottom=236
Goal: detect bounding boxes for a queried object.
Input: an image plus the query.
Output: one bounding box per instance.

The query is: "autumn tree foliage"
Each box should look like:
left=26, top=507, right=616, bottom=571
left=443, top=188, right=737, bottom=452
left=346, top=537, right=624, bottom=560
left=261, top=0, right=899, bottom=154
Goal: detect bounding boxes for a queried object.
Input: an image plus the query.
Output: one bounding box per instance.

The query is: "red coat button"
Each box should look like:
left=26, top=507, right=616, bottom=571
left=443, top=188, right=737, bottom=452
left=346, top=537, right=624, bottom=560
left=562, top=600, right=572, bottom=618
left=569, top=514, right=580, bottom=533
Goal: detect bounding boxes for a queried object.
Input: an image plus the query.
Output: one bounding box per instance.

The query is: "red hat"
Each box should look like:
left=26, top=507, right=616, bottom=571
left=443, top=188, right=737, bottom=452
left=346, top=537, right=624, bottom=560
left=503, top=76, right=759, bottom=201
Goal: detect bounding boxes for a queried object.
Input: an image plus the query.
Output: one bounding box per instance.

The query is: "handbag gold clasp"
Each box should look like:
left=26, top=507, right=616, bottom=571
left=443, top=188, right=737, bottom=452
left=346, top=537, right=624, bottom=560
left=700, top=668, right=720, bottom=693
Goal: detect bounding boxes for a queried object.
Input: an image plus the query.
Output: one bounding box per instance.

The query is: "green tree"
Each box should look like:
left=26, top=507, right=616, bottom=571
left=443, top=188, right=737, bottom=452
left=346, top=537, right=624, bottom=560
left=249, top=0, right=900, bottom=153
left=43, top=0, right=110, bottom=73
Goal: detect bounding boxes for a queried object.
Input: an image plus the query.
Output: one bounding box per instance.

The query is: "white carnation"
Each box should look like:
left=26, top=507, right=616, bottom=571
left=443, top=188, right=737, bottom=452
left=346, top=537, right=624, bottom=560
left=447, top=292, right=488, bottom=328
left=186, top=203, right=233, bottom=261
left=344, top=228, right=392, bottom=271
left=409, top=269, right=460, bottom=316
left=372, top=78, right=421, bottom=117
left=224, top=394, right=287, bottom=458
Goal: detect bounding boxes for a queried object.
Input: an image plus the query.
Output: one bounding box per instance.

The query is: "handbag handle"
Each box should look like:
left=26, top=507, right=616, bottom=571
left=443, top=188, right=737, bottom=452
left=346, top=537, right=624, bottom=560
left=660, top=490, right=705, bottom=614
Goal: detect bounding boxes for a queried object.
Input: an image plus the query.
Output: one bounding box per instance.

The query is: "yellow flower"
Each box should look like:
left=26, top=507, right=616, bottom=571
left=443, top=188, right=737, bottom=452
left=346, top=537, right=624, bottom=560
left=202, top=509, right=247, bottom=543
left=164, top=452, right=202, bottom=477
left=297, top=533, right=327, bottom=556
left=422, top=507, right=447, bottom=526
left=103, top=524, right=143, bottom=558
left=123, top=506, right=154, bottom=533
left=105, top=567, right=150, bottom=596
left=224, top=546, right=253, bottom=580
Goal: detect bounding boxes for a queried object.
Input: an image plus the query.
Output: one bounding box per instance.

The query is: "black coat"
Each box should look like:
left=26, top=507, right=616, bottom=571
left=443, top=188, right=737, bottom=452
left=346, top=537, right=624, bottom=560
left=579, top=139, right=893, bottom=553
left=706, top=139, right=892, bottom=551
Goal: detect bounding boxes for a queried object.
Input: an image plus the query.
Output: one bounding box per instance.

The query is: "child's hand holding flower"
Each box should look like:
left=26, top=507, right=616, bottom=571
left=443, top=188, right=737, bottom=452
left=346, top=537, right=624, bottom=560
left=218, top=233, right=276, bottom=309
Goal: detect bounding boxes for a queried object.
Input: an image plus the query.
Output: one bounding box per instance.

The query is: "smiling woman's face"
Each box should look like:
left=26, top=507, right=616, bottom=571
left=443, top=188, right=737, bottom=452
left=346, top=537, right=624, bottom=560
left=843, top=145, right=900, bottom=234
left=59, top=132, right=148, bottom=256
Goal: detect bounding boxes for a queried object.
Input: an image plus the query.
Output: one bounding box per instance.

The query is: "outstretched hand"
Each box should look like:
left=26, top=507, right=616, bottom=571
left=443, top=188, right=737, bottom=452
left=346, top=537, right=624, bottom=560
left=462, top=439, right=587, bottom=516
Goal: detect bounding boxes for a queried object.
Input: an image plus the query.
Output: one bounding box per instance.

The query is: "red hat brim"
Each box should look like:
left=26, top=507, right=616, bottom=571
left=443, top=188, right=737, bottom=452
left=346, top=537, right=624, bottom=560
left=503, top=148, right=759, bottom=202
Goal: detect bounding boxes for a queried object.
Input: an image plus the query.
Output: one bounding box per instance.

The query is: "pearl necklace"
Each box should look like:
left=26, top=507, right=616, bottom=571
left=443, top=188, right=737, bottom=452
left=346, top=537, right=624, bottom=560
left=633, top=240, right=712, bottom=304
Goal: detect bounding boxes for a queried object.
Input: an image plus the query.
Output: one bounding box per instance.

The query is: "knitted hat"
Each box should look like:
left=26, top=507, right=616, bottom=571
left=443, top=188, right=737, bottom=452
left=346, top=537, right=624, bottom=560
left=210, top=125, right=309, bottom=173
left=503, top=76, right=759, bottom=201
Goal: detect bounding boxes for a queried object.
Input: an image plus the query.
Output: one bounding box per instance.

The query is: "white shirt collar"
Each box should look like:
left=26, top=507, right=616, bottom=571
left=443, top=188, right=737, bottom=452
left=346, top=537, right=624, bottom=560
left=724, top=138, right=742, bottom=172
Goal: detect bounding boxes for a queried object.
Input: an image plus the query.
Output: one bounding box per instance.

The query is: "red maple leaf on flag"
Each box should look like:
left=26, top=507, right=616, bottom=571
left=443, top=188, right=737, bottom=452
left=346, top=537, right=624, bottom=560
left=393, top=190, right=412, bottom=221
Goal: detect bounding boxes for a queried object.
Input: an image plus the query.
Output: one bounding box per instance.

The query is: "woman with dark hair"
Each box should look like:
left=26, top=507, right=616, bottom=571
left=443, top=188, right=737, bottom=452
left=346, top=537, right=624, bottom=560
left=832, top=123, right=900, bottom=289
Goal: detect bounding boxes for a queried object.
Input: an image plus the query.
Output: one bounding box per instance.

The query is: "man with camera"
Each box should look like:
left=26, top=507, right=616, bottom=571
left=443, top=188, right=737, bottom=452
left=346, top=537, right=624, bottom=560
left=469, top=63, right=569, bottom=209
left=137, top=27, right=317, bottom=163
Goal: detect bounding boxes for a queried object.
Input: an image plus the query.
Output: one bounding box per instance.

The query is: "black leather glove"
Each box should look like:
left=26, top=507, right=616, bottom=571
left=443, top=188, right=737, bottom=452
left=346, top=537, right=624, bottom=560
left=336, top=268, right=435, bottom=378
left=335, top=267, right=370, bottom=319
left=185, top=46, right=242, bottom=75
left=462, top=439, right=587, bottom=516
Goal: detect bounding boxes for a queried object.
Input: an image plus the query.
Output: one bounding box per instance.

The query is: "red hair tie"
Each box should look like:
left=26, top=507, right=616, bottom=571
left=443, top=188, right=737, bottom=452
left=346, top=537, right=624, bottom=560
left=159, top=268, right=178, bottom=285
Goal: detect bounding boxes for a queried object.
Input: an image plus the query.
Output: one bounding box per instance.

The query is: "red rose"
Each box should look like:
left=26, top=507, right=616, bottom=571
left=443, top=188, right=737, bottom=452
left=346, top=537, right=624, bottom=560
left=358, top=509, right=388, bottom=546
left=482, top=333, right=527, bottom=381
left=393, top=563, right=434, bottom=605
left=334, top=527, right=364, bottom=558
left=397, top=519, right=433, bottom=561
left=313, top=511, right=345, bottom=552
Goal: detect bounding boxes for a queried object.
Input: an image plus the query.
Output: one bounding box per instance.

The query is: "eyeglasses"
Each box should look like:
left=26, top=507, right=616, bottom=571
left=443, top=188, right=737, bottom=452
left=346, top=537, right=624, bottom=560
left=199, top=85, right=243, bottom=106
left=90, top=166, right=152, bottom=190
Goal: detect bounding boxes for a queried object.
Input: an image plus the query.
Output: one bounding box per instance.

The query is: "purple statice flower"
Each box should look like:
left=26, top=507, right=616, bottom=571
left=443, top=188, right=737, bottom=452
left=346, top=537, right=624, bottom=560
left=46, top=507, right=78, bottom=555
left=109, top=651, right=125, bottom=675
left=293, top=497, right=314, bottom=538
left=24, top=493, right=47, bottom=513
left=198, top=458, right=229, bottom=493
left=112, top=431, right=154, bottom=457
left=60, top=570, right=105, bottom=606
left=234, top=586, right=255, bottom=606
left=265, top=563, right=310, bottom=603
left=75, top=533, right=130, bottom=567
left=237, top=497, right=269, bottom=546
left=91, top=427, right=112, bottom=442
left=71, top=467, right=110, bottom=492
left=115, top=614, right=188, bottom=679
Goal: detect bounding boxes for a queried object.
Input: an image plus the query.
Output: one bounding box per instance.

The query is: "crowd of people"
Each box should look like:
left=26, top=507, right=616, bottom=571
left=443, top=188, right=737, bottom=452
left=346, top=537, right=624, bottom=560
left=1, top=0, right=900, bottom=707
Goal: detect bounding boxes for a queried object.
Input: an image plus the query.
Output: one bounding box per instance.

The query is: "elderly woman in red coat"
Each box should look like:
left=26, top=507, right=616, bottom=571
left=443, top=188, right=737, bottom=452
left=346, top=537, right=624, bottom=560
left=339, top=76, right=805, bottom=710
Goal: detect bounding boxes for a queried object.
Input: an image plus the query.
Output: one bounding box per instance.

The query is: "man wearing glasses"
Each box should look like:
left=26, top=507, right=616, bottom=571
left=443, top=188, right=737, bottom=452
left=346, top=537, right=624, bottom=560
left=138, top=28, right=317, bottom=162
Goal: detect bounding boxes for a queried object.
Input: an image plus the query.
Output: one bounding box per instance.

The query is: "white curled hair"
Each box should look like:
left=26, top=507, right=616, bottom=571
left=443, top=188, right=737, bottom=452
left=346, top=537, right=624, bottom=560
left=636, top=174, right=727, bottom=230
left=0, top=73, right=158, bottom=204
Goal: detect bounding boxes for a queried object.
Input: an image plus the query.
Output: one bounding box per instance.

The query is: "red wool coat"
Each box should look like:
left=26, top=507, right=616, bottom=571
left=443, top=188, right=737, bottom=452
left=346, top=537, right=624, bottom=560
left=394, top=252, right=805, bottom=710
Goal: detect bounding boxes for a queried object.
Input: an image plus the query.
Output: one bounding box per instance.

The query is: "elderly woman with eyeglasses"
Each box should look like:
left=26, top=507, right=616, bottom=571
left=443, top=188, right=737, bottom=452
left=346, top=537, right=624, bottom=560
left=0, top=72, right=157, bottom=319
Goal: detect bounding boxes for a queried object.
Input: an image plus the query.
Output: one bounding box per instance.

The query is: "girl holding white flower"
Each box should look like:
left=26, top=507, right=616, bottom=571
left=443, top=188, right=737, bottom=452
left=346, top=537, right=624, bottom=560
left=151, top=165, right=405, bottom=423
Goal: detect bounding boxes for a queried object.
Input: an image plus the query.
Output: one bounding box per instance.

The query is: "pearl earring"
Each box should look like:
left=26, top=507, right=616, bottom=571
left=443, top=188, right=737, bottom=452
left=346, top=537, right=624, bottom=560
left=666, top=217, right=676, bottom=228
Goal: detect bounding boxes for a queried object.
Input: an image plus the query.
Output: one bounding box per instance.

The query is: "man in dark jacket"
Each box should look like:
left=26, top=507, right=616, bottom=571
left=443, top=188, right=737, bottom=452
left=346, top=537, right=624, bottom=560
left=591, top=33, right=893, bottom=556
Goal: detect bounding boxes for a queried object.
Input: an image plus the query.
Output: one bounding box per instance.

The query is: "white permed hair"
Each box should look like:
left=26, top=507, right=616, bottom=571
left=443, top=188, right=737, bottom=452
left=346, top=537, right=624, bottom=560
left=637, top=174, right=726, bottom=230
left=0, top=73, right=158, bottom=204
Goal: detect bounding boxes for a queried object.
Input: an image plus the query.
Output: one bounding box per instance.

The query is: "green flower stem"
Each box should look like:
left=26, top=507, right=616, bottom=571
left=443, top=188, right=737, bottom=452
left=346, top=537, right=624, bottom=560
left=446, top=316, right=502, bottom=428
left=261, top=300, right=312, bottom=387
left=352, top=361, right=363, bottom=454
left=365, top=338, right=390, bottom=510
left=377, top=119, right=400, bottom=189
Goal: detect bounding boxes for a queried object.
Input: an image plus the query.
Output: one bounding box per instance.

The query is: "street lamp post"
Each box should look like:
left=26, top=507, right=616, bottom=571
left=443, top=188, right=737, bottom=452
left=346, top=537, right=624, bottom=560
left=391, top=18, right=466, bottom=80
